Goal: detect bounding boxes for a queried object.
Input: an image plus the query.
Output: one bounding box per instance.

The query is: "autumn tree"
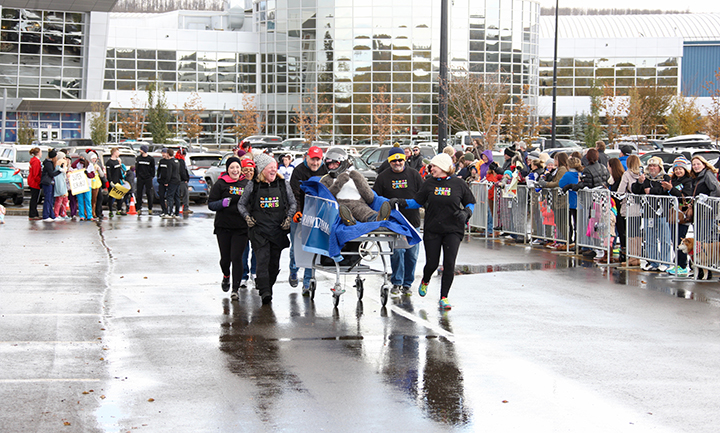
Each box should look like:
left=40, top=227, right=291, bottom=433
left=180, top=92, right=204, bottom=144
left=703, top=68, right=720, bottom=145
left=600, top=83, right=627, bottom=143
left=116, top=93, right=145, bottom=141
left=89, top=102, right=108, bottom=146
left=584, top=82, right=604, bottom=147
left=228, top=93, right=264, bottom=142
left=443, top=69, right=509, bottom=148
left=292, top=88, right=332, bottom=143
left=666, top=95, right=704, bottom=137
left=627, top=85, right=673, bottom=137
left=504, top=85, right=538, bottom=143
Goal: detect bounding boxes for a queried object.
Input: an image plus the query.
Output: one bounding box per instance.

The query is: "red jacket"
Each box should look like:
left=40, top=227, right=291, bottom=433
left=28, top=156, right=41, bottom=189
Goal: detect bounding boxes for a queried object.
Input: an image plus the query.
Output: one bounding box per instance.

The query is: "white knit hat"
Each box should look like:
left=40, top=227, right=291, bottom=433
left=429, top=153, right=453, bottom=173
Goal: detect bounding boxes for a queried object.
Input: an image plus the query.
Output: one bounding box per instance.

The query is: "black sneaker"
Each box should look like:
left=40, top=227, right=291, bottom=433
left=339, top=204, right=356, bottom=226
left=289, top=273, right=298, bottom=288
left=221, top=276, right=230, bottom=292
left=261, top=294, right=272, bottom=305
left=377, top=200, right=391, bottom=221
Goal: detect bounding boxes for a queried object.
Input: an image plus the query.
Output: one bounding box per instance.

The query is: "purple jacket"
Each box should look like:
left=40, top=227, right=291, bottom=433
left=479, top=150, right=494, bottom=179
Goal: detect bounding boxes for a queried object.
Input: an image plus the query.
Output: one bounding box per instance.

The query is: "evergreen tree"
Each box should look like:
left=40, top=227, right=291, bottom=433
left=147, top=81, right=171, bottom=144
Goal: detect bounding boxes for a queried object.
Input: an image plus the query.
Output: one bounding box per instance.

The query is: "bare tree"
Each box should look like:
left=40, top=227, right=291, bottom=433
left=180, top=92, right=204, bottom=144
left=292, top=88, right=332, bottom=143
left=600, top=83, right=627, bottom=143
left=116, top=93, right=145, bottom=141
left=367, top=85, right=405, bottom=145
left=443, top=69, right=510, bottom=148
left=228, top=93, right=264, bottom=142
left=703, top=68, right=720, bottom=145
left=504, top=85, right=538, bottom=143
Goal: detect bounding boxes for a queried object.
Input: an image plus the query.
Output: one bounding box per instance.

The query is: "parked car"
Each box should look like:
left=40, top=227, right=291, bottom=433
left=349, top=155, right=377, bottom=187
left=362, top=145, right=437, bottom=172
left=240, top=135, right=283, bottom=151
left=660, top=134, right=715, bottom=153
left=0, top=159, right=24, bottom=205
left=531, top=138, right=583, bottom=154
left=185, top=152, right=223, bottom=177
left=150, top=152, right=209, bottom=204
left=203, top=152, right=234, bottom=190
left=0, top=143, right=52, bottom=193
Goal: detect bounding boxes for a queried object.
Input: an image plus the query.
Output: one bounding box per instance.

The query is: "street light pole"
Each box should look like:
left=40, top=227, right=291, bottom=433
left=438, top=0, right=449, bottom=154
left=550, top=0, right=559, bottom=146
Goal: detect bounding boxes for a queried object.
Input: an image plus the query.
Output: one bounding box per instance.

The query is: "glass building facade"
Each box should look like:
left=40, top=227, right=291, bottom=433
left=0, top=8, right=85, bottom=100
left=256, top=0, right=539, bottom=141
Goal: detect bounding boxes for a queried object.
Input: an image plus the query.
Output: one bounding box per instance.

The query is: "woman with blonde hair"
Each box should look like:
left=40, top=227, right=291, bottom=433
left=617, top=155, right=642, bottom=266
left=691, top=155, right=720, bottom=197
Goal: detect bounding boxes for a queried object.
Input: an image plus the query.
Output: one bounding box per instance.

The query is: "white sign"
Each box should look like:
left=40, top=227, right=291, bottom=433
left=68, top=170, right=90, bottom=195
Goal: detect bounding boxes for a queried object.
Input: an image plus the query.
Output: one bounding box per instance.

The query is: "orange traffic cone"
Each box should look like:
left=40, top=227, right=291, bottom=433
left=127, top=196, right=137, bottom=215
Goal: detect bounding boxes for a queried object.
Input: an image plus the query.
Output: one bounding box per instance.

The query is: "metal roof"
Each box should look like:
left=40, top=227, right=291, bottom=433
left=0, top=0, right=118, bottom=13
left=540, top=13, right=720, bottom=41
left=16, top=99, right=111, bottom=113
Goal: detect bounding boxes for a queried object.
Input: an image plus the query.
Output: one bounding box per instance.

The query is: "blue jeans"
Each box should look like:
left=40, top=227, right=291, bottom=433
left=390, top=242, right=420, bottom=288
left=42, top=184, right=55, bottom=219
left=644, top=217, right=672, bottom=267
left=487, top=207, right=494, bottom=234
left=289, top=221, right=313, bottom=287
left=241, top=241, right=257, bottom=279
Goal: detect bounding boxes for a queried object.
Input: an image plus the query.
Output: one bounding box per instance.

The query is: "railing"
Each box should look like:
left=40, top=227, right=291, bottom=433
left=625, top=194, right=679, bottom=270
left=693, top=195, right=720, bottom=279
left=529, top=187, right=570, bottom=246
left=493, top=184, right=529, bottom=242
left=575, top=189, right=615, bottom=264
left=468, top=181, right=490, bottom=237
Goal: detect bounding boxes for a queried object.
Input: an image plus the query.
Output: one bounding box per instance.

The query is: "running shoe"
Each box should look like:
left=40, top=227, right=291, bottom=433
left=390, top=285, right=401, bottom=295
left=289, top=272, right=298, bottom=288
left=221, top=276, right=230, bottom=292
left=418, top=280, right=428, bottom=297
left=402, top=286, right=412, bottom=296
left=230, top=290, right=239, bottom=301
left=240, top=278, right=248, bottom=288
left=301, top=285, right=311, bottom=297
left=439, top=297, right=452, bottom=310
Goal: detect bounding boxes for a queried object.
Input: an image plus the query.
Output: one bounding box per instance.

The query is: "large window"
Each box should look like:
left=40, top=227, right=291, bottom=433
left=0, top=8, right=84, bottom=99
left=104, top=49, right=257, bottom=93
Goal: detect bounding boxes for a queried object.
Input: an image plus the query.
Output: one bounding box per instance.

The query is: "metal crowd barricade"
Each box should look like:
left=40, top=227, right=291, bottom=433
left=575, top=188, right=615, bottom=264
left=494, top=184, right=529, bottom=242
left=529, top=187, right=570, bottom=247
left=468, top=181, right=490, bottom=238
left=625, top=194, right=679, bottom=270
left=693, top=195, right=720, bottom=280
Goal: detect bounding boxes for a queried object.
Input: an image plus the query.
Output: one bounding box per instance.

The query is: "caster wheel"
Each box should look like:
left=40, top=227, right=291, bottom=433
left=380, top=285, right=389, bottom=307
left=309, top=279, right=316, bottom=300
left=355, top=276, right=364, bottom=300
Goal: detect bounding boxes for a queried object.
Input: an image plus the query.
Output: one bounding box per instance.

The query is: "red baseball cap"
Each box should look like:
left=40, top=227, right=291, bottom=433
left=307, top=146, right=323, bottom=159
left=241, top=159, right=256, bottom=168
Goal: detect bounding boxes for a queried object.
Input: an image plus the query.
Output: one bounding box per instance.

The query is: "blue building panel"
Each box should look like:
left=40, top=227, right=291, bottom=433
left=682, top=42, right=720, bottom=97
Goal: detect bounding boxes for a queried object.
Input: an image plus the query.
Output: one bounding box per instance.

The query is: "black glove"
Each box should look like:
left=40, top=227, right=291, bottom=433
left=328, top=171, right=338, bottom=178
left=454, top=207, right=472, bottom=223
left=561, top=184, right=573, bottom=193
left=387, top=198, right=407, bottom=209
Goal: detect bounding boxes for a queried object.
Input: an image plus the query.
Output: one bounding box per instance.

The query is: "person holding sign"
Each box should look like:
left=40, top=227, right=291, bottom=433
left=70, top=153, right=94, bottom=221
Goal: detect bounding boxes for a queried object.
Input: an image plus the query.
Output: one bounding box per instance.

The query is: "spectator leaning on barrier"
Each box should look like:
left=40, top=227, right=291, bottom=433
left=663, top=156, right=694, bottom=276
left=691, top=155, right=720, bottom=197
left=477, top=150, right=494, bottom=179
left=373, top=147, right=424, bottom=296
left=538, top=152, right=568, bottom=188
left=208, top=156, right=251, bottom=299
left=289, top=146, right=328, bottom=294
left=562, top=148, right=608, bottom=191
left=558, top=157, right=582, bottom=247
left=618, top=155, right=642, bottom=266
left=607, top=158, right=626, bottom=262
left=632, top=156, right=672, bottom=271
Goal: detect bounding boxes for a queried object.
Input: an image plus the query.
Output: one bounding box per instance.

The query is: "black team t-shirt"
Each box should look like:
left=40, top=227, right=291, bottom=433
left=414, top=175, right=476, bottom=235
left=373, top=166, right=423, bottom=228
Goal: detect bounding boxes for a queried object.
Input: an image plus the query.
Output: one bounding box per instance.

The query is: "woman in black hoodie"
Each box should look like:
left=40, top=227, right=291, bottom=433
left=40, top=149, right=60, bottom=221
left=208, top=157, right=253, bottom=300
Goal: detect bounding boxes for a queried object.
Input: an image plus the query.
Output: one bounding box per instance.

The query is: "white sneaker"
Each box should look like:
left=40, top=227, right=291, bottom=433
left=43, top=217, right=55, bottom=222
left=657, top=264, right=669, bottom=272
left=240, top=278, right=248, bottom=288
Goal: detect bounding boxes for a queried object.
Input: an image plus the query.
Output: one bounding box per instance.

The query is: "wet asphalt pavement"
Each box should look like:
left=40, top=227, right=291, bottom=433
left=2, top=206, right=720, bottom=432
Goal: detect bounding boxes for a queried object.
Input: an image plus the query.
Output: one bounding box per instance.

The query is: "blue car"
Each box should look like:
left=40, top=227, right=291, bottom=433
left=0, top=160, right=24, bottom=205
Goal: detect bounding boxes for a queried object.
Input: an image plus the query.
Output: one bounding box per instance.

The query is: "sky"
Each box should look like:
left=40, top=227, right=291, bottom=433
left=538, top=0, right=719, bottom=13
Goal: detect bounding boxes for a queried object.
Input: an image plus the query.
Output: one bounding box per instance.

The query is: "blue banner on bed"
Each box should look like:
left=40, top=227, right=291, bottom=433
left=300, top=195, right=339, bottom=256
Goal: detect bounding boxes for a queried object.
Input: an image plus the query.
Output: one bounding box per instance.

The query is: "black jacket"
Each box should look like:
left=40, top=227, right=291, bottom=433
left=373, top=166, right=423, bottom=227
left=157, top=158, right=171, bottom=185
left=135, top=154, right=155, bottom=180
left=169, top=159, right=182, bottom=184
left=176, top=158, right=190, bottom=182
left=407, top=154, right=424, bottom=171
left=40, top=159, right=60, bottom=186
left=631, top=173, right=670, bottom=195
left=289, top=161, right=328, bottom=212
left=692, top=169, right=720, bottom=197
left=208, top=174, right=249, bottom=233
left=668, top=174, right=694, bottom=199
left=106, top=158, right=123, bottom=184
left=575, top=162, right=609, bottom=190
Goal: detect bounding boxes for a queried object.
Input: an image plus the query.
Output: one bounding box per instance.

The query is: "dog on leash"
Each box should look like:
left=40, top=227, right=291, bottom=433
left=678, top=237, right=717, bottom=280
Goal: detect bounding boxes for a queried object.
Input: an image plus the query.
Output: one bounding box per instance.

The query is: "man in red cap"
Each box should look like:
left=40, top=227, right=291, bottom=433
left=289, top=146, right=328, bottom=294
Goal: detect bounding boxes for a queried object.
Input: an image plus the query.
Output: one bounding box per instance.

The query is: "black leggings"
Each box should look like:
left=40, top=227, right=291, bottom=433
left=216, top=230, right=248, bottom=290
left=29, top=187, right=41, bottom=218
left=252, top=241, right=284, bottom=298
left=421, top=231, right=463, bottom=299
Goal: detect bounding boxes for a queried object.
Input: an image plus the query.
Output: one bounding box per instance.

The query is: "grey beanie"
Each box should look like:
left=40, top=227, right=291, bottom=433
left=253, top=153, right=276, bottom=174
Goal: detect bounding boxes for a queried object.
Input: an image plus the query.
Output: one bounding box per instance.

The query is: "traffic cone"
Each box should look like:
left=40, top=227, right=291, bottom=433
left=127, top=196, right=137, bottom=215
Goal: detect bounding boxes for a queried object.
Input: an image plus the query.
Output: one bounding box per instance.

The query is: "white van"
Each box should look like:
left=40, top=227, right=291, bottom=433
left=0, top=144, right=52, bottom=191
left=453, top=131, right=484, bottom=150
